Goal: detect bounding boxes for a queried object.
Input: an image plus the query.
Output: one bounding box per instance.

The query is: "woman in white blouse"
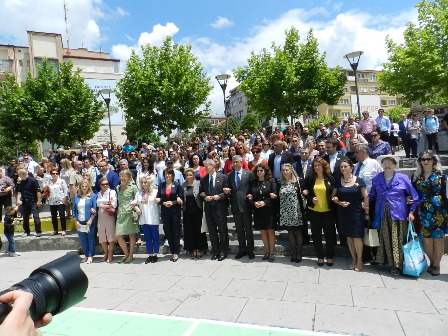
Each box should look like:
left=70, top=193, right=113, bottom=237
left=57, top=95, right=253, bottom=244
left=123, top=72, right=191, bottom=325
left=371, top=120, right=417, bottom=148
left=132, top=175, right=160, bottom=264
left=46, top=168, right=68, bottom=236
left=96, top=177, right=117, bottom=263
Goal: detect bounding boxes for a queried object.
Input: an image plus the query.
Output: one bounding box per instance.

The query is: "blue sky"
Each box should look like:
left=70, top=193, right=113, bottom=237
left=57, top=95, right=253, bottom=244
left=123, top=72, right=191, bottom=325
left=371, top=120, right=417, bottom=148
left=0, top=0, right=419, bottom=114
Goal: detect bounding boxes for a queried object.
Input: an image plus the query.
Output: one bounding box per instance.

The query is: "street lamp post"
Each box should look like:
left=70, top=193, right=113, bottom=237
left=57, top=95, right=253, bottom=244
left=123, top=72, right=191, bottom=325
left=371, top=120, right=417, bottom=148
left=98, top=89, right=113, bottom=147
left=215, top=74, right=231, bottom=136
left=344, top=51, right=364, bottom=120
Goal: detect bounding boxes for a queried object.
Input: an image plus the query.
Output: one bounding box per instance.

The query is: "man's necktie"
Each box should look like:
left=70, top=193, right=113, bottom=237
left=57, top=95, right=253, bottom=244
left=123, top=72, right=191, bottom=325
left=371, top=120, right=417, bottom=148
left=354, top=163, right=362, bottom=176
left=236, top=171, right=241, bottom=188
left=209, top=175, right=216, bottom=195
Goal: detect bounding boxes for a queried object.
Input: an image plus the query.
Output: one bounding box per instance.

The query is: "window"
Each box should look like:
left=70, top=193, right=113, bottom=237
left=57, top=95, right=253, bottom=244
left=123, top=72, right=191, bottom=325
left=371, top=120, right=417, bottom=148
left=388, top=100, right=396, bottom=106
left=340, top=98, right=350, bottom=105
left=342, top=112, right=351, bottom=118
left=370, top=74, right=377, bottom=81
left=381, top=100, right=387, bottom=106
left=34, top=58, right=59, bottom=73
left=113, top=62, right=119, bottom=73
left=357, top=73, right=365, bottom=79
left=350, top=86, right=357, bottom=92
left=331, top=112, right=339, bottom=117
left=370, top=87, right=378, bottom=92
left=359, top=86, right=368, bottom=93
left=343, top=86, right=349, bottom=92
left=348, top=71, right=354, bottom=76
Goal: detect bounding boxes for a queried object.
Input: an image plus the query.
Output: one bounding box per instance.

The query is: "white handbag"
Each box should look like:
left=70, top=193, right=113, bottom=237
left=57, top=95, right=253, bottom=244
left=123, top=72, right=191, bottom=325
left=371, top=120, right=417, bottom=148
left=364, top=228, right=379, bottom=247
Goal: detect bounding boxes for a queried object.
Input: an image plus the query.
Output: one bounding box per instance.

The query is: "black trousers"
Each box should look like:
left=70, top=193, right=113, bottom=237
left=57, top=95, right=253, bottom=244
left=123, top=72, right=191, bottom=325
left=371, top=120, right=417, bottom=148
left=205, top=206, right=228, bottom=255
left=426, top=133, right=439, bottom=152
left=308, top=208, right=336, bottom=259
left=161, top=211, right=181, bottom=254
left=0, top=194, right=12, bottom=219
left=22, top=202, right=41, bottom=234
left=232, top=208, right=254, bottom=253
left=380, top=131, right=390, bottom=142
left=49, top=204, right=66, bottom=232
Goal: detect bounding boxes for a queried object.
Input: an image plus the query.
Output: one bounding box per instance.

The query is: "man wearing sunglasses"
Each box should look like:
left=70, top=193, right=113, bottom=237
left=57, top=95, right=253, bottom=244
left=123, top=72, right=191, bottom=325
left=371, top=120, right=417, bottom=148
left=94, top=160, right=119, bottom=193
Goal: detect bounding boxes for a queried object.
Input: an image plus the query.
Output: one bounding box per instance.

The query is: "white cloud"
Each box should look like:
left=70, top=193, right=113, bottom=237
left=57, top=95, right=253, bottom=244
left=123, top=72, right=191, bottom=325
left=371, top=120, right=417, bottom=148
left=0, top=0, right=106, bottom=49
left=137, top=22, right=179, bottom=46
left=211, top=16, right=234, bottom=29
left=114, top=7, right=129, bottom=17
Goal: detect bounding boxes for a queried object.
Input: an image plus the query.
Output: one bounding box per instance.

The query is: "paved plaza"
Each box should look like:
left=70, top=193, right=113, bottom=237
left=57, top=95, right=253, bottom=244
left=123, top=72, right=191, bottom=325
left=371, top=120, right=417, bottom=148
left=1, top=250, right=447, bottom=335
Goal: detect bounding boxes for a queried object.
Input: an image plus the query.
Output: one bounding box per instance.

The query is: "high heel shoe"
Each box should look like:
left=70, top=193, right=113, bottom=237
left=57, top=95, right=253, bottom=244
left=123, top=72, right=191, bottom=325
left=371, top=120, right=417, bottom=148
left=317, top=259, right=324, bottom=267
left=262, top=253, right=269, bottom=261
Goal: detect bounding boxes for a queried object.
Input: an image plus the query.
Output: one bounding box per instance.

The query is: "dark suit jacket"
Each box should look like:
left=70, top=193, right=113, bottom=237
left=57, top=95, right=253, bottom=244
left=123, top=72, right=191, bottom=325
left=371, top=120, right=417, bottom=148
left=199, top=172, right=229, bottom=216
left=323, top=154, right=348, bottom=182
left=296, top=159, right=313, bottom=180
left=268, top=151, right=296, bottom=178
left=228, top=169, right=251, bottom=213
left=94, top=170, right=119, bottom=193
left=303, top=175, right=335, bottom=210
left=156, top=181, right=184, bottom=214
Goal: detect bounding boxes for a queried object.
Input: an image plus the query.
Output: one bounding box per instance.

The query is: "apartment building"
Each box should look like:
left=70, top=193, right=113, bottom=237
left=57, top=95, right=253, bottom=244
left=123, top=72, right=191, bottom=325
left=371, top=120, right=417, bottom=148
left=0, top=31, right=125, bottom=147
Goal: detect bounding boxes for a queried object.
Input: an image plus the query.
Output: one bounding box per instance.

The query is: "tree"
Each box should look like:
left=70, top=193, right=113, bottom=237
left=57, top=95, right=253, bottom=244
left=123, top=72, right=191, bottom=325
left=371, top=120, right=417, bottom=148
left=239, top=113, right=260, bottom=133
left=117, top=36, right=212, bottom=139
left=215, top=117, right=240, bottom=136
left=385, top=105, right=411, bottom=122
left=234, top=27, right=346, bottom=123
left=13, top=59, right=103, bottom=148
left=379, top=0, right=448, bottom=105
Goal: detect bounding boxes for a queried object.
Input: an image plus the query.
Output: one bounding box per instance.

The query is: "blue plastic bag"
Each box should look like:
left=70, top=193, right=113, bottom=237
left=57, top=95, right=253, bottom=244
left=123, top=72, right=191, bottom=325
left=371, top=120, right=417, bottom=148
left=402, top=221, right=428, bottom=277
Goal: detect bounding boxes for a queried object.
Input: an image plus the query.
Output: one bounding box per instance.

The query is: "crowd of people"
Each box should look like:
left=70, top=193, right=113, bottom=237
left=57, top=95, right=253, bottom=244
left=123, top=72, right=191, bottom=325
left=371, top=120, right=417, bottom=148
left=1, top=108, right=447, bottom=276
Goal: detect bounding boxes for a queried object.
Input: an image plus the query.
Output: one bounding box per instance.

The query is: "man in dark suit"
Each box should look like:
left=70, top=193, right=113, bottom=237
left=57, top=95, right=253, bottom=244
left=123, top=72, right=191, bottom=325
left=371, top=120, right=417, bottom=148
left=323, top=138, right=348, bottom=182
left=78, top=145, right=92, bottom=160
left=296, top=148, right=313, bottom=182
left=100, top=143, right=113, bottom=160
left=94, top=160, right=119, bottom=193
left=224, top=155, right=254, bottom=260
left=268, top=140, right=295, bottom=183
left=199, top=159, right=229, bottom=261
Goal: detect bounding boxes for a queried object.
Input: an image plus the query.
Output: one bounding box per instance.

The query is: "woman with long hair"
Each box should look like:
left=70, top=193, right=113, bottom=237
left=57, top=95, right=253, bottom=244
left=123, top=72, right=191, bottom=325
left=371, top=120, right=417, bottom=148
left=136, top=158, right=156, bottom=190
left=182, top=168, right=207, bottom=259
left=278, top=163, right=306, bottom=263
left=332, top=159, right=369, bottom=271
left=155, top=150, right=167, bottom=174
left=46, top=168, right=68, bottom=236
left=189, top=153, right=206, bottom=180
left=248, top=146, right=268, bottom=171
left=247, top=164, right=277, bottom=262
left=133, top=175, right=160, bottom=263
left=60, top=158, right=74, bottom=218
left=224, top=146, right=249, bottom=174
left=369, top=156, right=419, bottom=275
left=302, top=157, right=336, bottom=266
left=412, top=151, right=447, bottom=276
left=73, top=180, right=97, bottom=264
left=116, top=170, right=139, bottom=263
left=96, top=177, right=117, bottom=263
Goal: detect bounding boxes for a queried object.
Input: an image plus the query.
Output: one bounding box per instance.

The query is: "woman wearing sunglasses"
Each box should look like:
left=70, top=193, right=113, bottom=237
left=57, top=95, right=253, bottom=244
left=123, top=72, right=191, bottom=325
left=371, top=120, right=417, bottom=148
left=248, top=146, right=267, bottom=171
left=96, top=177, right=117, bottom=263
left=46, top=169, right=68, bottom=236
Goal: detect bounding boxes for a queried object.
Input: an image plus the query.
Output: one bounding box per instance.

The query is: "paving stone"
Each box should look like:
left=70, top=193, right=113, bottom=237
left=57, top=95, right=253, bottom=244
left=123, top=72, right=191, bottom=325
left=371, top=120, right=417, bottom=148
left=424, top=290, right=448, bottom=315
left=261, top=264, right=319, bottom=283
left=314, top=304, right=405, bottom=335
left=166, top=262, right=221, bottom=277
left=237, top=298, right=315, bottom=330
left=396, top=310, right=448, bottom=336
left=318, top=267, right=385, bottom=287
left=171, top=294, right=247, bottom=322
left=351, top=286, right=437, bottom=313
left=222, top=279, right=287, bottom=300
left=283, top=283, right=353, bottom=306
left=170, top=276, right=232, bottom=295
left=210, top=265, right=267, bottom=280
left=121, top=274, right=181, bottom=291
left=77, top=287, right=138, bottom=309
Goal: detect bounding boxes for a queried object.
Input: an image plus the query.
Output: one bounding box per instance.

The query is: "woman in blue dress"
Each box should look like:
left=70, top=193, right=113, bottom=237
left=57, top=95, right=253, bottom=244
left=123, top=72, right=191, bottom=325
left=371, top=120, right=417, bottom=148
left=412, top=151, right=448, bottom=276
left=332, top=159, right=369, bottom=271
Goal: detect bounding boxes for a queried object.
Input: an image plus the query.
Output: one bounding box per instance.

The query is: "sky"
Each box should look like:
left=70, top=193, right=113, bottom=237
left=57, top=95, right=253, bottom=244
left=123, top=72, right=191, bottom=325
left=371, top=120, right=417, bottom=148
left=0, top=0, right=420, bottom=115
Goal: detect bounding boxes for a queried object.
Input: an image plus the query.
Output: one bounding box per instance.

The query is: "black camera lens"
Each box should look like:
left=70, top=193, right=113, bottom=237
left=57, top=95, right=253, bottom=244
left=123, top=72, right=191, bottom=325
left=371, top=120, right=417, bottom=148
left=0, top=254, right=88, bottom=323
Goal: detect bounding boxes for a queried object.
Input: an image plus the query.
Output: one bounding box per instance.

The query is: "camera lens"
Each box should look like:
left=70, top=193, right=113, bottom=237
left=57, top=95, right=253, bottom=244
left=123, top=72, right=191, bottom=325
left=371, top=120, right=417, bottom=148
left=0, top=254, right=88, bottom=323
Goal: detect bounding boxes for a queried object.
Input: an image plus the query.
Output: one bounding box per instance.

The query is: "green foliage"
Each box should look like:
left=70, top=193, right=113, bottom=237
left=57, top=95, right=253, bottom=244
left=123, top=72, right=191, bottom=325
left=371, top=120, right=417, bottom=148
left=385, top=105, right=411, bottom=122
left=379, top=0, right=448, bottom=105
left=239, top=113, right=260, bottom=132
left=194, top=119, right=214, bottom=135
left=0, top=60, right=103, bottom=149
left=307, top=115, right=338, bottom=134
left=234, top=27, right=346, bottom=120
left=117, top=36, right=212, bottom=139
left=215, top=117, right=240, bottom=136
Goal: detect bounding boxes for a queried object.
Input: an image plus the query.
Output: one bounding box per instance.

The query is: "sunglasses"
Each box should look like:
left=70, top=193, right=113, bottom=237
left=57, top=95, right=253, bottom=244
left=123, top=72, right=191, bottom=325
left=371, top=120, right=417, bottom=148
left=100, top=183, right=109, bottom=186
left=51, top=173, right=58, bottom=175
left=420, top=158, right=433, bottom=162
left=292, top=140, right=298, bottom=142
left=257, top=170, right=264, bottom=172
left=371, top=134, right=379, bottom=137
left=252, top=151, right=260, bottom=154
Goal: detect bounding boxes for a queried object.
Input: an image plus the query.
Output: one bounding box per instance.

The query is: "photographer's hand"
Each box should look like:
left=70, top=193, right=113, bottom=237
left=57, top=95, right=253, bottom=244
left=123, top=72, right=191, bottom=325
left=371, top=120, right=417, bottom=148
left=0, top=290, right=52, bottom=335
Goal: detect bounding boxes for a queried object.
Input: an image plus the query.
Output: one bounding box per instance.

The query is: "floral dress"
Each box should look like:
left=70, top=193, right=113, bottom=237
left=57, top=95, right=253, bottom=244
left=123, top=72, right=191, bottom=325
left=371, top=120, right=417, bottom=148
left=413, top=172, right=448, bottom=238
left=279, top=181, right=304, bottom=230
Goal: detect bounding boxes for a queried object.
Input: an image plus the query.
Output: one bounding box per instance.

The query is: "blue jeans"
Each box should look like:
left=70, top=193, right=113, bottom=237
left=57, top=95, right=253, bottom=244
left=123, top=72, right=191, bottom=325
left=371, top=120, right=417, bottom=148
left=4, top=233, right=15, bottom=253
left=141, top=224, right=159, bottom=254
left=77, top=221, right=96, bottom=257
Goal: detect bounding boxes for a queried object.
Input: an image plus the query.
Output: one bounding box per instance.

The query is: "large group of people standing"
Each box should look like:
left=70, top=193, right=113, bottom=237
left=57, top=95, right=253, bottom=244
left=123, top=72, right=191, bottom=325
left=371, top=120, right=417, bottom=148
left=1, top=108, right=447, bottom=276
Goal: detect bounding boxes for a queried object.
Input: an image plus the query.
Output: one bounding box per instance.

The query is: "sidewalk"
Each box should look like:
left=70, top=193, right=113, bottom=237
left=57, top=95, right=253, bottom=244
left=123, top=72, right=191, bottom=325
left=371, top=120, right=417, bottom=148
left=1, top=251, right=447, bottom=335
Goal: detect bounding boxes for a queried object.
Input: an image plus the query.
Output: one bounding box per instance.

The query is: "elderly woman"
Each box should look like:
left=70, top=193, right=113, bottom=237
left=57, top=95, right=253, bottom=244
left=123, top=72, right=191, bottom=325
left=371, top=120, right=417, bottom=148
left=155, top=168, right=184, bottom=262
left=332, top=159, right=369, bottom=271
left=133, top=175, right=160, bottom=264
left=343, top=125, right=368, bottom=152
left=369, top=156, right=419, bottom=275
left=96, top=177, right=117, bottom=263
left=412, top=151, right=448, bottom=276
left=46, top=168, right=68, bottom=236
left=116, top=170, right=139, bottom=263
left=278, top=163, right=306, bottom=263
left=182, top=168, right=207, bottom=259
left=368, top=131, right=392, bottom=159
left=73, top=181, right=97, bottom=264
left=302, top=158, right=336, bottom=266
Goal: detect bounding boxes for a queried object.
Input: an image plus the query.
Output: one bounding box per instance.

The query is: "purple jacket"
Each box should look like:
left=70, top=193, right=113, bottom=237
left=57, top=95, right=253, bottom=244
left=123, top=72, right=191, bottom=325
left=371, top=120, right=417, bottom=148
left=369, top=172, right=419, bottom=221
